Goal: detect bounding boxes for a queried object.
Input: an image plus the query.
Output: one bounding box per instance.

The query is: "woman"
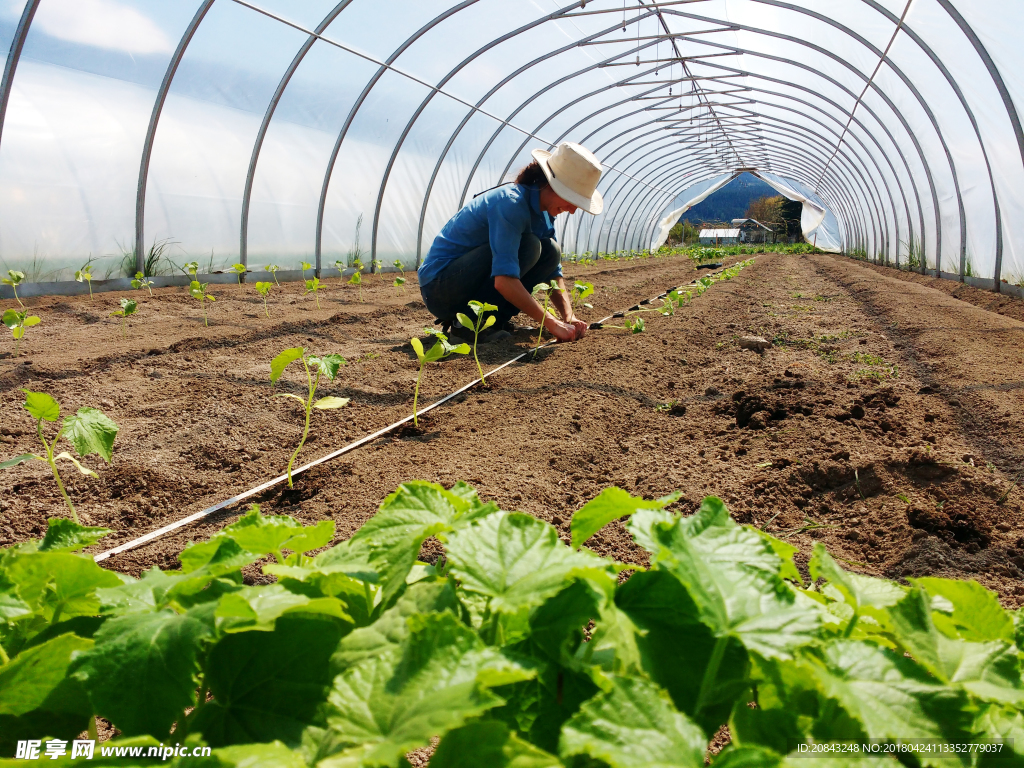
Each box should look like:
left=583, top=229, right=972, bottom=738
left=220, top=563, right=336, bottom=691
left=418, top=142, right=604, bottom=344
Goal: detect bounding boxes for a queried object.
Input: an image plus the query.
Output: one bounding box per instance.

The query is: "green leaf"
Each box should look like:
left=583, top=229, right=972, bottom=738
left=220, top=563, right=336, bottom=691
left=96, top=567, right=186, bottom=616
left=322, top=612, right=533, bottom=765
left=910, top=577, right=1013, bottom=642
left=571, top=487, right=680, bottom=550
left=309, top=354, right=346, bottom=380
left=0, top=633, right=93, bottom=716
left=182, top=507, right=335, bottom=570
left=457, top=312, right=474, bottom=330
left=63, top=407, right=119, bottom=462
left=2, top=309, right=20, bottom=329
left=0, top=453, right=40, bottom=469
left=215, top=583, right=351, bottom=632
left=753, top=530, right=802, bottom=584
left=191, top=615, right=347, bottom=747
left=40, top=518, right=111, bottom=552
left=805, top=639, right=975, bottom=764
left=410, top=336, right=425, bottom=360
left=22, top=315, right=40, bottom=327
left=887, top=588, right=1024, bottom=706
left=314, top=396, right=350, bottom=410
left=728, top=702, right=804, bottom=757
left=72, top=607, right=215, bottom=737
left=484, top=315, right=496, bottom=329
left=21, top=389, right=60, bottom=422
left=351, top=481, right=484, bottom=603
left=185, top=741, right=307, bottom=768
left=431, top=720, right=562, bottom=768
left=809, top=544, right=905, bottom=618
left=451, top=342, right=471, bottom=354
left=631, top=499, right=820, bottom=659
left=271, top=348, right=305, bottom=382
left=5, top=551, right=122, bottom=622
left=444, top=511, right=607, bottom=615
left=615, top=569, right=749, bottom=731
left=559, top=675, right=706, bottom=768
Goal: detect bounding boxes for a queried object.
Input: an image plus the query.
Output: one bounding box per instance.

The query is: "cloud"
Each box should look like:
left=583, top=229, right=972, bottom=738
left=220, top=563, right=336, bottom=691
left=30, top=0, right=174, bottom=55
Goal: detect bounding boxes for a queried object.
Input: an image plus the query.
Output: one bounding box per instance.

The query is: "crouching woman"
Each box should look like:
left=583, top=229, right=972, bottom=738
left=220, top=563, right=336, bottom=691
left=418, top=142, right=604, bottom=343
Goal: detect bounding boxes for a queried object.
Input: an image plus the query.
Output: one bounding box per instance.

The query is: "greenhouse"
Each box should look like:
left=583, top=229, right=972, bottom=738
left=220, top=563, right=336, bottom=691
left=2, top=0, right=1024, bottom=765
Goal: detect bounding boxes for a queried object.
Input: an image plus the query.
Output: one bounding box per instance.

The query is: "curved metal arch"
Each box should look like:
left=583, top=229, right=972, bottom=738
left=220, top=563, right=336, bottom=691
left=582, top=101, right=885, bottom=257
left=134, top=0, right=217, bottom=274
left=750, top=0, right=973, bottom=271
left=313, top=0, right=482, bottom=273
left=370, top=9, right=661, bottom=266
left=645, top=32, right=939, bottom=270
left=601, top=131, right=868, bottom=258
left=612, top=136, right=868, bottom=257
left=0, top=0, right=40, bottom=155
left=661, top=6, right=959, bottom=274
left=933, top=0, right=1022, bottom=285
left=239, top=0, right=355, bottom=268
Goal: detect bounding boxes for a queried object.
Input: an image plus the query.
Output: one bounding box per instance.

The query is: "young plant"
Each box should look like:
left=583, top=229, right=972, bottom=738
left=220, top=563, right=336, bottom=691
left=457, top=300, right=498, bottom=384
left=0, top=389, right=118, bottom=522
left=393, top=276, right=406, bottom=294
left=75, top=264, right=94, bottom=301
left=189, top=280, right=215, bottom=327
left=269, top=348, right=349, bottom=488
left=304, top=276, right=324, bottom=310
left=300, top=261, right=312, bottom=281
left=530, top=281, right=562, bottom=356
left=183, top=261, right=199, bottom=280
left=334, top=260, right=347, bottom=283
left=572, top=281, right=594, bottom=310
left=264, top=264, right=281, bottom=286
left=255, top=281, right=273, bottom=317
left=131, top=272, right=154, bottom=296
left=409, top=328, right=469, bottom=427
left=110, top=298, right=137, bottom=338
left=393, top=259, right=405, bottom=278
left=596, top=316, right=646, bottom=333
left=2, top=270, right=26, bottom=307
left=348, top=269, right=363, bottom=302
left=229, top=263, right=247, bottom=292
left=372, top=260, right=384, bottom=281
left=3, top=309, right=40, bottom=355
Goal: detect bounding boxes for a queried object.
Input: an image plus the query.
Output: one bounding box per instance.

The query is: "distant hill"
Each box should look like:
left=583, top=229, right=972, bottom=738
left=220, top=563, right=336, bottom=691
left=680, top=172, right=778, bottom=224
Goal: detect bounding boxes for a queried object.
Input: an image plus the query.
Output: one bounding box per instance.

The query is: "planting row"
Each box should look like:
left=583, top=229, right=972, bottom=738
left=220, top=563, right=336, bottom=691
left=1, top=480, right=1020, bottom=765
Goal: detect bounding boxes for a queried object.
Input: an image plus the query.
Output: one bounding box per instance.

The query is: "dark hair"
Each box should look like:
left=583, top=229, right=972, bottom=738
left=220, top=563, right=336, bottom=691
left=515, top=160, right=549, bottom=187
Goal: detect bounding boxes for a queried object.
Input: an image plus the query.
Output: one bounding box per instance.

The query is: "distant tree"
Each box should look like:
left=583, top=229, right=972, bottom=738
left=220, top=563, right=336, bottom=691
left=745, top=195, right=785, bottom=224
left=668, top=219, right=698, bottom=245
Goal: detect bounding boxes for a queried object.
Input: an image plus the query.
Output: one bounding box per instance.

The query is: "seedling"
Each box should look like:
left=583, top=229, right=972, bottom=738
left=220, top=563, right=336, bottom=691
left=598, top=316, right=646, bottom=333
left=393, top=259, right=405, bottom=278
left=530, top=281, right=563, bottom=355
left=229, top=263, right=247, bottom=292
left=270, top=348, right=349, bottom=488
left=110, top=298, right=137, bottom=338
left=572, top=281, right=594, bottom=310
left=131, top=272, right=154, bottom=296
left=393, top=276, right=406, bottom=294
left=264, top=264, right=281, bottom=286
left=183, top=261, right=199, bottom=280
left=3, top=309, right=40, bottom=355
left=409, top=328, right=469, bottom=427
left=255, top=281, right=272, bottom=317
left=75, top=264, right=94, bottom=301
left=348, top=269, right=363, bottom=302
left=457, top=300, right=498, bottom=384
left=189, top=280, right=215, bottom=326
left=1, top=390, right=118, bottom=522
left=334, top=260, right=347, bottom=283
left=372, top=260, right=385, bottom=282
left=300, top=261, right=312, bottom=281
left=304, top=277, right=324, bottom=309
left=351, top=257, right=364, bottom=272
left=2, top=270, right=26, bottom=307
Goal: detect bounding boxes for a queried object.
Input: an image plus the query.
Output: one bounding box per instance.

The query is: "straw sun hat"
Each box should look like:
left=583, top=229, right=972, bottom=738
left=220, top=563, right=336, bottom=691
left=531, top=142, right=604, bottom=215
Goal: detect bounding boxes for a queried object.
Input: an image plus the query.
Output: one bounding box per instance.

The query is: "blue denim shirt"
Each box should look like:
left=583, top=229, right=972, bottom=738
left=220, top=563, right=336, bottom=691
left=418, top=184, right=560, bottom=286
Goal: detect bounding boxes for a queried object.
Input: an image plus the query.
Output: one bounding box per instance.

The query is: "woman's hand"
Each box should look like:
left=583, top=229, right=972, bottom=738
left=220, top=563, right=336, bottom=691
left=567, top=317, right=588, bottom=339
left=544, top=314, right=580, bottom=342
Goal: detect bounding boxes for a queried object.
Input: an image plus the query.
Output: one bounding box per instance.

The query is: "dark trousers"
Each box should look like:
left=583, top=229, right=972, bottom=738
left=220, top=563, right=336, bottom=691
left=420, top=234, right=561, bottom=326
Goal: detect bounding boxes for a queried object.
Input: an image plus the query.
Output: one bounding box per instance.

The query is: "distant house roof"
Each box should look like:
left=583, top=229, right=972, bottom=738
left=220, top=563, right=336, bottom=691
left=699, top=229, right=740, bottom=238
left=731, top=218, right=774, bottom=230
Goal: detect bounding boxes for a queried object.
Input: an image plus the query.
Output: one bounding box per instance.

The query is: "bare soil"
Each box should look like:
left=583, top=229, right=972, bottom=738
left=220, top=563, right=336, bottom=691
left=2, top=252, right=1023, bottom=604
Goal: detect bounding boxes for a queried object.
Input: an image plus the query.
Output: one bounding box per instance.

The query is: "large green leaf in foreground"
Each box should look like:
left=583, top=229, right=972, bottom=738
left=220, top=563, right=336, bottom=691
left=431, top=720, right=562, bottom=768
left=322, top=612, right=534, bottom=766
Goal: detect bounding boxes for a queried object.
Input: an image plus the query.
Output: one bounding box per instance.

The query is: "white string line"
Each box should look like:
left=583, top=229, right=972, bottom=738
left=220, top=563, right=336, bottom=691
left=229, top=0, right=676, bottom=196
left=814, top=0, right=915, bottom=194
left=93, top=262, right=737, bottom=563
